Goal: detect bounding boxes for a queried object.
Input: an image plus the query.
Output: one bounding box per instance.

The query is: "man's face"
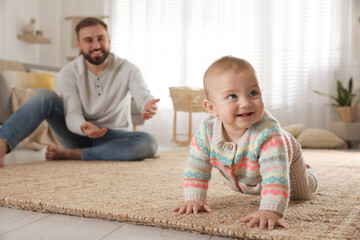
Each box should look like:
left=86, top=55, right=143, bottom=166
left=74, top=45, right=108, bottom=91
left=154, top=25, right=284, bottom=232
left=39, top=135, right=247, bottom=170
left=76, top=24, right=110, bottom=65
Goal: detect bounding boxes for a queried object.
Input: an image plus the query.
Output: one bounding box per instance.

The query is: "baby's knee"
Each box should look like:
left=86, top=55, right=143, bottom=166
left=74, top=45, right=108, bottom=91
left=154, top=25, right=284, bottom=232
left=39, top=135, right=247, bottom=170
left=290, top=175, right=318, bottom=201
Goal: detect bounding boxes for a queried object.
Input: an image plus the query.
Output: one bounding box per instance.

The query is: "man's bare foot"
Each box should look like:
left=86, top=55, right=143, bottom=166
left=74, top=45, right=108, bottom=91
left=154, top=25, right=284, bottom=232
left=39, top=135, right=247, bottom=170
left=0, top=139, right=9, bottom=167
left=46, top=145, right=82, bottom=160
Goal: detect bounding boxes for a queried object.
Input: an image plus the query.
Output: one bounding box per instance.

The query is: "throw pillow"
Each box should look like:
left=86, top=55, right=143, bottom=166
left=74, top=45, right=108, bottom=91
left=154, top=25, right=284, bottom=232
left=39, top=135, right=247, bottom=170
left=297, top=128, right=346, bottom=149
left=0, top=70, right=55, bottom=124
left=3, top=70, right=55, bottom=90
left=283, top=124, right=305, bottom=138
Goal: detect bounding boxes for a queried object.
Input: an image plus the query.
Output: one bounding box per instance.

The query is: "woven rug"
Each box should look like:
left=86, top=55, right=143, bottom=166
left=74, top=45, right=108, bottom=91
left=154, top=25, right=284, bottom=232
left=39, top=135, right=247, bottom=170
left=0, top=149, right=359, bottom=240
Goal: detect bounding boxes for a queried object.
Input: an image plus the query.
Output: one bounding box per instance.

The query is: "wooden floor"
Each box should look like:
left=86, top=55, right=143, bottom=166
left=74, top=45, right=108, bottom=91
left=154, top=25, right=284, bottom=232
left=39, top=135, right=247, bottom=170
left=0, top=145, right=231, bottom=240
left=0, top=207, right=229, bottom=240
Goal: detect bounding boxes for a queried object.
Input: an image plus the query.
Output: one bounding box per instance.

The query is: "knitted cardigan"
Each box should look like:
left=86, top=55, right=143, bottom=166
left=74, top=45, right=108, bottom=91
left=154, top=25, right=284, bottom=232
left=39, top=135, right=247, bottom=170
left=184, top=111, right=295, bottom=215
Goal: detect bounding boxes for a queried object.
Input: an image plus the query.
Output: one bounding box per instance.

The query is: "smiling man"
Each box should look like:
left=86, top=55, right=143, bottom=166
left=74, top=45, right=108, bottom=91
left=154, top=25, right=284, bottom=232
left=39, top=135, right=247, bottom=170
left=0, top=17, right=159, bottom=166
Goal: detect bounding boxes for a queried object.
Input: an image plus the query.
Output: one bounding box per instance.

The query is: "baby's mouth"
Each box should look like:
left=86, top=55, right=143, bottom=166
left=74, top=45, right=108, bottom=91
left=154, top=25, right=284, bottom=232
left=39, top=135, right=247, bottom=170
left=236, top=112, right=254, bottom=117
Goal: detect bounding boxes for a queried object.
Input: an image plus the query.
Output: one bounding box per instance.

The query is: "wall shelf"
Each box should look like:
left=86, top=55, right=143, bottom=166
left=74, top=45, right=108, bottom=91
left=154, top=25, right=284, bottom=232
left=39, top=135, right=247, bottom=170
left=17, top=34, right=51, bottom=44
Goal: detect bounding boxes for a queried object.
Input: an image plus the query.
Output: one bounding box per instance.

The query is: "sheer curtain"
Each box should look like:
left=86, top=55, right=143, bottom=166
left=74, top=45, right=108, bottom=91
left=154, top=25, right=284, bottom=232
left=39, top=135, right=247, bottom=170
left=108, top=0, right=351, bottom=145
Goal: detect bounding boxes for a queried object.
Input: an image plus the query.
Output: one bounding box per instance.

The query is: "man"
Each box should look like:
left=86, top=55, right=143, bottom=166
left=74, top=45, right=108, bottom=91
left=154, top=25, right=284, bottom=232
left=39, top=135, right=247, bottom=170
left=0, top=17, right=159, bottom=166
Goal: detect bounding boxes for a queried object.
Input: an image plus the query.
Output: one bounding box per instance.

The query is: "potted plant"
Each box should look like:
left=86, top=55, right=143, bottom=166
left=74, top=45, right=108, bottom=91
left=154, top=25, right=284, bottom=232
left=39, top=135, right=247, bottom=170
left=314, top=77, right=359, bottom=122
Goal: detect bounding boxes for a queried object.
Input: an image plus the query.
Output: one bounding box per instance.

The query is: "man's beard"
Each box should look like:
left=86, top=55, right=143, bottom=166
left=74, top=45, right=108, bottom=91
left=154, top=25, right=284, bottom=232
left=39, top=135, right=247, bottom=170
left=81, top=49, right=110, bottom=65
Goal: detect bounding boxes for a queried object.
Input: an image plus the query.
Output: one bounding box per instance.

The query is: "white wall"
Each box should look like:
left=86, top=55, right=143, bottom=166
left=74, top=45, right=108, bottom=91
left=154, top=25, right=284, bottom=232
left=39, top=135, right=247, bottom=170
left=0, top=0, right=4, bottom=58
left=0, top=0, right=108, bottom=68
left=347, top=0, right=360, bottom=120
left=38, top=0, right=62, bottom=67
left=1, top=0, right=40, bottom=63
left=346, top=0, right=360, bottom=89
left=1, top=0, right=359, bottom=71
left=0, top=0, right=359, bottom=119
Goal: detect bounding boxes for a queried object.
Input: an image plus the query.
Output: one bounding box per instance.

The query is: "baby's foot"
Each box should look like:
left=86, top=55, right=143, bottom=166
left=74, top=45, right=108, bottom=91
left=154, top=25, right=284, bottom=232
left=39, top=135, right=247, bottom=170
left=305, top=163, right=318, bottom=192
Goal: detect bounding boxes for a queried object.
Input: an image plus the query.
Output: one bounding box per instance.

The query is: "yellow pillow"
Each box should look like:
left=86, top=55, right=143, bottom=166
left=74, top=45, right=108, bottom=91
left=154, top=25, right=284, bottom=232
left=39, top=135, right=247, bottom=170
left=24, top=72, right=55, bottom=90
left=1, top=70, right=55, bottom=90
left=283, top=124, right=305, bottom=138
left=297, top=129, right=346, bottom=149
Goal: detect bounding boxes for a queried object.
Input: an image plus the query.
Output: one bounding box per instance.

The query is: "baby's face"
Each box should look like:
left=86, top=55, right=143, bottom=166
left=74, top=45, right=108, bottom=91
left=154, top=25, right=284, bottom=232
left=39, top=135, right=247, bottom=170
left=207, top=69, right=264, bottom=137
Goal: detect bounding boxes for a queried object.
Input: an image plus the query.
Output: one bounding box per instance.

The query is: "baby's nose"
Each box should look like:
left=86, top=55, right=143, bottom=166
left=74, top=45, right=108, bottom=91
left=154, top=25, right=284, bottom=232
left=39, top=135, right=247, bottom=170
left=239, top=98, right=251, bottom=108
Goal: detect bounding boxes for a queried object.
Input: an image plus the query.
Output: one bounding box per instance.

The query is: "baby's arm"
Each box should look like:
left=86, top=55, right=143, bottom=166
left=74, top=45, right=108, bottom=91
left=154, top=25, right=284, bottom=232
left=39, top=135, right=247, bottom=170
left=173, top=117, right=213, bottom=215
left=247, top=129, right=292, bottom=230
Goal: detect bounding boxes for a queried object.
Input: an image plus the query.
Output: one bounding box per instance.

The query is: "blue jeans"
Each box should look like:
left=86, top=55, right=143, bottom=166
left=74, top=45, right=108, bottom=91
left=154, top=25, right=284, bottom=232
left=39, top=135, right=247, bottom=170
left=0, top=89, right=158, bottom=161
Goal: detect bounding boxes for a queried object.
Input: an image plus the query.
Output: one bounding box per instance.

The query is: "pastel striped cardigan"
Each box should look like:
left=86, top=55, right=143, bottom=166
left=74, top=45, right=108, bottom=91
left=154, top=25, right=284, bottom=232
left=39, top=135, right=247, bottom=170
left=184, top=111, right=296, bottom=215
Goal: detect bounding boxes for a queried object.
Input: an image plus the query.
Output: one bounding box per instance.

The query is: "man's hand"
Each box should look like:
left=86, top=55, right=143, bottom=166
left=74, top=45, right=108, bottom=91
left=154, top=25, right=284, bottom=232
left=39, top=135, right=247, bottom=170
left=240, top=210, right=290, bottom=230
left=142, top=99, right=160, bottom=120
left=80, top=122, right=107, bottom=138
left=172, top=199, right=213, bottom=215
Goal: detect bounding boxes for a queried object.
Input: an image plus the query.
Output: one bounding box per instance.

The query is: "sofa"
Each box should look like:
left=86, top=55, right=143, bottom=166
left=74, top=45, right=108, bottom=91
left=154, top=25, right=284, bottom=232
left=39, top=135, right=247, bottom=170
left=0, top=58, right=145, bottom=129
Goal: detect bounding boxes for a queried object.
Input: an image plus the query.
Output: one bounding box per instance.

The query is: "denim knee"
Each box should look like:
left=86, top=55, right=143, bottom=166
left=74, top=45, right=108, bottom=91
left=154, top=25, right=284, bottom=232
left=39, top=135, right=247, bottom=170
left=33, top=88, right=59, bottom=101
left=142, top=132, right=158, bottom=157
left=32, top=88, right=61, bottom=111
left=0, top=88, right=62, bottom=152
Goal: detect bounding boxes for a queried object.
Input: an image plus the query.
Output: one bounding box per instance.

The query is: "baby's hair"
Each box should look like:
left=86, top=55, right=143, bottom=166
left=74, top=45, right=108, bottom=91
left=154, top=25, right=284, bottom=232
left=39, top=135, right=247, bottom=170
left=203, top=56, right=255, bottom=99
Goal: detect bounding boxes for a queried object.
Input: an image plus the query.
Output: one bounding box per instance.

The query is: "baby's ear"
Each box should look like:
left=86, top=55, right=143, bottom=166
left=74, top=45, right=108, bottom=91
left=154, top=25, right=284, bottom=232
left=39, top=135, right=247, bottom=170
left=203, top=100, right=218, bottom=117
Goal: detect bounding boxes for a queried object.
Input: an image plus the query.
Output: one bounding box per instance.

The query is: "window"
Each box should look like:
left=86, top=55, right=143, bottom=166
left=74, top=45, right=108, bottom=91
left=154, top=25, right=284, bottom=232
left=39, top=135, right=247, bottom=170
left=109, top=0, right=350, bottom=129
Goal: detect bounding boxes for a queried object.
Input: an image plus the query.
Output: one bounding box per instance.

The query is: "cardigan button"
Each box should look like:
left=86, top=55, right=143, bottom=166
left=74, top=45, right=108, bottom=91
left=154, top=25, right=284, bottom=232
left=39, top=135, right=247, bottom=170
left=227, top=144, right=233, bottom=150
left=224, top=165, right=231, bottom=171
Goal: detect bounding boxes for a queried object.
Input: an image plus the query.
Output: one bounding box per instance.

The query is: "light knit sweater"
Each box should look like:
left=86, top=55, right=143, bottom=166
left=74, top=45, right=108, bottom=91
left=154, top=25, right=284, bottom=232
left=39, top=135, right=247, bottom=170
left=184, top=111, right=298, bottom=215
left=57, top=53, right=153, bottom=136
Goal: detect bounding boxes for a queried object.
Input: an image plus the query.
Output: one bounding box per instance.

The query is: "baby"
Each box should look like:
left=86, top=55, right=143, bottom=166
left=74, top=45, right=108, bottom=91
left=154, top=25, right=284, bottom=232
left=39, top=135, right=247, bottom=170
left=173, top=56, right=318, bottom=230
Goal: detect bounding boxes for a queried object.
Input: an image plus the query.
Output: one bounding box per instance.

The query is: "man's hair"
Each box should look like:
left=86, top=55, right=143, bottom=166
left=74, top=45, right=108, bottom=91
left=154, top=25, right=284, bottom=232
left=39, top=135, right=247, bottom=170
left=203, top=56, right=255, bottom=99
left=75, top=17, right=108, bottom=40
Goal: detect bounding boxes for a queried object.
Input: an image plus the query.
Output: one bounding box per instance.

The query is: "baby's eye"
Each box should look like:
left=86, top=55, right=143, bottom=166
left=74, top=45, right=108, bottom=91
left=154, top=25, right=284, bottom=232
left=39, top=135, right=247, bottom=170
left=249, top=90, right=258, bottom=97
left=227, top=94, right=238, bottom=100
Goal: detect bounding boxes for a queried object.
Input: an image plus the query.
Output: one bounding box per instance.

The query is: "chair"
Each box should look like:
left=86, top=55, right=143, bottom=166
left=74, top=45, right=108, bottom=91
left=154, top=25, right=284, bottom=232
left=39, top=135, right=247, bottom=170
left=169, top=87, right=207, bottom=146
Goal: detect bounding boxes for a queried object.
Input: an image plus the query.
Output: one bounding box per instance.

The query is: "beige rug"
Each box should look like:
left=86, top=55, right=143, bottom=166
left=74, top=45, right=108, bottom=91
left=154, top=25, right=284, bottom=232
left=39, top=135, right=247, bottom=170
left=0, top=149, right=359, bottom=240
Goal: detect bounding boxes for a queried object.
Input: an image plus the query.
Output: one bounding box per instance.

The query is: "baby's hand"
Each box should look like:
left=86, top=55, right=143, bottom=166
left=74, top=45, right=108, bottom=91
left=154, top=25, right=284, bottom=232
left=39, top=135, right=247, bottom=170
left=172, top=200, right=213, bottom=215
left=240, top=210, right=290, bottom=230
